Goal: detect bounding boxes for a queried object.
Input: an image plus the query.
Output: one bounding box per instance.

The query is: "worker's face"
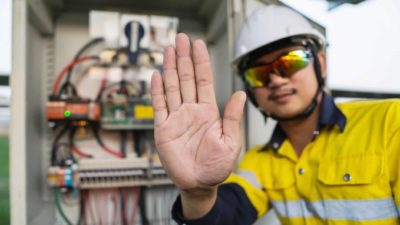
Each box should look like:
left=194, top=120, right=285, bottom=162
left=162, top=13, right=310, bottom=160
left=251, top=46, right=326, bottom=118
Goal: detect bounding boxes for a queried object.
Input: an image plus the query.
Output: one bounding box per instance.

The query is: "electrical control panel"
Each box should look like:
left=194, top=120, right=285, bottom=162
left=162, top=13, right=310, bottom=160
left=44, top=11, right=179, bottom=225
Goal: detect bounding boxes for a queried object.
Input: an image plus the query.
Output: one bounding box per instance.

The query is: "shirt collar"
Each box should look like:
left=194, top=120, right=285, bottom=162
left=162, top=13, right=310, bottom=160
left=261, top=92, right=347, bottom=152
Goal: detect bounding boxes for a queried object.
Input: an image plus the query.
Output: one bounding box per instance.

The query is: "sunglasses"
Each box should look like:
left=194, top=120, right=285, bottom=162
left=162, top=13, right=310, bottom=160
left=243, top=49, right=312, bottom=88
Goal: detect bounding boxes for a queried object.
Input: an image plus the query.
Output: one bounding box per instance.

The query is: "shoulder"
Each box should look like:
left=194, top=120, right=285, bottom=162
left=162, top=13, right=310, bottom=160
left=338, top=99, right=400, bottom=119
left=338, top=99, right=400, bottom=136
left=338, top=98, right=400, bottom=111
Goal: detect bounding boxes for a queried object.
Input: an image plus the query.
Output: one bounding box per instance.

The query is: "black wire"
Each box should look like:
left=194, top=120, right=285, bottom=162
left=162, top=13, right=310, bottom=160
left=77, top=190, right=85, bottom=225
left=57, top=55, right=100, bottom=97
left=118, top=80, right=129, bottom=96
left=58, top=81, right=78, bottom=98
left=58, top=38, right=103, bottom=97
left=89, top=121, right=105, bottom=147
left=68, top=126, right=78, bottom=162
left=120, top=189, right=128, bottom=225
left=51, top=123, right=71, bottom=166
left=65, top=38, right=104, bottom=85
left=120, top=131, right=127, bottom=157
left=133, top=131, right=146, bottom=157
left=138, top=186, right=150, bottom=225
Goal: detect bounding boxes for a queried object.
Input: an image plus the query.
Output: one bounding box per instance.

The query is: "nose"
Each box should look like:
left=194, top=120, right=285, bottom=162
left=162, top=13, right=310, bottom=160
left=267, top=71, right=288, bottom=89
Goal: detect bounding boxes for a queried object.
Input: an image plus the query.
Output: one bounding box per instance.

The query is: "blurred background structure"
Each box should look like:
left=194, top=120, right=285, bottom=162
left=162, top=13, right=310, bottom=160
left=2, top=0, right=400, bottom=224
left=0, top=0, right=11, bottom=224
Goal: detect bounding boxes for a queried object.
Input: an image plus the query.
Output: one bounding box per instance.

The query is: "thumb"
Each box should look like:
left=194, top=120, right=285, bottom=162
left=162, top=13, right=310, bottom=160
left=222, top=91, right=247, bottom=151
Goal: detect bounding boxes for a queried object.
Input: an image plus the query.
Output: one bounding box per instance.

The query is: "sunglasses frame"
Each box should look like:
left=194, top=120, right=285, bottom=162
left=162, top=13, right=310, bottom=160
left=243, top=48, right=312, bottom=88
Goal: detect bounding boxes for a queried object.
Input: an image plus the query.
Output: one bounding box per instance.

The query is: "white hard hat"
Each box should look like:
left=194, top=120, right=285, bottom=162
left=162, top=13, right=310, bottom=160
left=233, top=5, right=325, bottom=66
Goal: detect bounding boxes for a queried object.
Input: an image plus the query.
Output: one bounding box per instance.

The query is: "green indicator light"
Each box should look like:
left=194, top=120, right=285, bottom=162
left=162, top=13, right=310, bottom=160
left=64, top=110, right=71, bottom=118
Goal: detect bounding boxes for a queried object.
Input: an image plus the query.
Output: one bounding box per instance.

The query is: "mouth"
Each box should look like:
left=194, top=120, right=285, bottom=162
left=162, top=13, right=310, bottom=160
left=268, top=88, right=297, bottom=103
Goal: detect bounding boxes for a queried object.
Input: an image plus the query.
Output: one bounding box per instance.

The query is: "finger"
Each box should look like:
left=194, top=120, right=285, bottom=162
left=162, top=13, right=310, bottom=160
left=192, top=40, right=216, bottom=104
left=163, top=46, right=182, bottom=112
left=176, top=33, right=197, bottom=103
left=223, top=91, right=247, bottom=152
left=151, top=71, right=168, bottom=125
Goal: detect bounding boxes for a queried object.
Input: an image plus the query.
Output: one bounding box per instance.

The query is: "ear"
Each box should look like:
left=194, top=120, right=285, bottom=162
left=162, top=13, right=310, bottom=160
left=317, top=51, right=327, bottom=79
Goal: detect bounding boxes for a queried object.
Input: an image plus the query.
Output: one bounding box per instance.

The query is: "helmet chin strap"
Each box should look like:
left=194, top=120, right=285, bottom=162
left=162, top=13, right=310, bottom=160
left=267, top=87, right=322, bottom=121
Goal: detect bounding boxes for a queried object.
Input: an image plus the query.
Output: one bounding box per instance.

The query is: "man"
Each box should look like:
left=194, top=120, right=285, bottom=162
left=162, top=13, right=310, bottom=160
left=150, top=5, right=400, bottom=225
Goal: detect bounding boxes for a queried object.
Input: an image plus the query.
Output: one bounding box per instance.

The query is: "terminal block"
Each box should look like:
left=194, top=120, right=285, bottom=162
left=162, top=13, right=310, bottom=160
left=149, top=161, right=172, bottom=185
left=77, top=157, right=171, bottom=189
left=47, top=163, right=79, bottom=188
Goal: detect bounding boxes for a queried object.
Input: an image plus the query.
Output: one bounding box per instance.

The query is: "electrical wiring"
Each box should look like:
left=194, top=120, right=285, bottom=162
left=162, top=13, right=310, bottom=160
left=130, top=187, right=141, bottom=225
left=58, top=82, right=79, bottom=98
left=83, top=190, right=90, bottom=225
left=64, top=38, right=104, bottom=86
left=120, top=131, right=128, bottom=158
left=55, top=142, right=70, bottom=163
left=77, top=190, right=85, bottom=225
left=58, top=38, right=104, bottom=98
left=92, top=190, right=106, bottom=225
left=60, top=190, right=80, bottom=207
left=53, top=55, right=99, bottom=96
left=138, top=187, right=150, bottom=225
left=54, top=188, right=73, bottom=225
left=51, top=123, right=71, bottom=166
left=86, top=191, right=100, bottom=225
left=120, top=189, right=128, bottom=225
left=133, top=131, right=146, bottom=157
left=89, top=122, right=124, bottom=158
left=111, top=190, right=119, bottom=225
left=69, top=127, right=90, bottom=158
left=71, top=145, right=93, bottom=159
left=95, top=76, right=109, bottom=102
left=96, top=80, right=137, bottom=101
left=69, top=126, right=93, bottom=159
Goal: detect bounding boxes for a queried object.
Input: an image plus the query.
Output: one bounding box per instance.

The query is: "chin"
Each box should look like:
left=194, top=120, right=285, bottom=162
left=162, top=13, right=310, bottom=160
left=270, top=105, right=304, bottom=118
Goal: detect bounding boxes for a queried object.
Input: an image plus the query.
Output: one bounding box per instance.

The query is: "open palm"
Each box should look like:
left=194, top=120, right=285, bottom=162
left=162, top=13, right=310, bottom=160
left=151, top=33, right=246, bottom=192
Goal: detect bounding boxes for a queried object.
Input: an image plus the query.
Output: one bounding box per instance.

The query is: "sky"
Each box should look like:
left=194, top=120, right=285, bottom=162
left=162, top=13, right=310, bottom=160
left=282, top=0, right=400, bottom=94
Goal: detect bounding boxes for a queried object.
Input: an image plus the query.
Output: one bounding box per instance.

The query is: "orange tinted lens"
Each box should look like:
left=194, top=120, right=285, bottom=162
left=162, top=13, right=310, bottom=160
left=275, top=50, right=310, bottom=77
left=244, top=64, right=274, bottom=88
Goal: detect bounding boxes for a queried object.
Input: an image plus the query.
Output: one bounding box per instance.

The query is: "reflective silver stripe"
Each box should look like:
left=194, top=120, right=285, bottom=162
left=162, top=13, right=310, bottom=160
left=272, top=198, right=398, bottom=220
left=272, top=199, right=314, bottom=218
left=234, top=170, right=262, bottom=190
left=397, top=206, right=400, bottom=216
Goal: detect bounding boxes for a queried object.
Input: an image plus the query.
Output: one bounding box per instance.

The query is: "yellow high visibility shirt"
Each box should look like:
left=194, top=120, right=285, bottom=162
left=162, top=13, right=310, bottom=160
left=225, top=98, right=400, bottom=225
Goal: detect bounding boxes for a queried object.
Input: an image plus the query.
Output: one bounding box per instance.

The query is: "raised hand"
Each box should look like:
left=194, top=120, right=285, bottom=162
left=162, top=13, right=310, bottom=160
left=151, top=33, right=246, bottom=194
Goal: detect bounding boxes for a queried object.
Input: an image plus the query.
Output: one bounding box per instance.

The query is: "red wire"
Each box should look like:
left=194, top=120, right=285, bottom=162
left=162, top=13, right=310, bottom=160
left=71, top=145, right=92, bottom=158
left=52, top=56, right=98, bottom=95
left=96, top=77, right=108, bottom=99
left=92, top=127, right=124, bottom=158
left=130, top=187, right=141, bottom=225
left=112, top=190, right=118, bottom=225
left=103, top=145, right=124, bottom=158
